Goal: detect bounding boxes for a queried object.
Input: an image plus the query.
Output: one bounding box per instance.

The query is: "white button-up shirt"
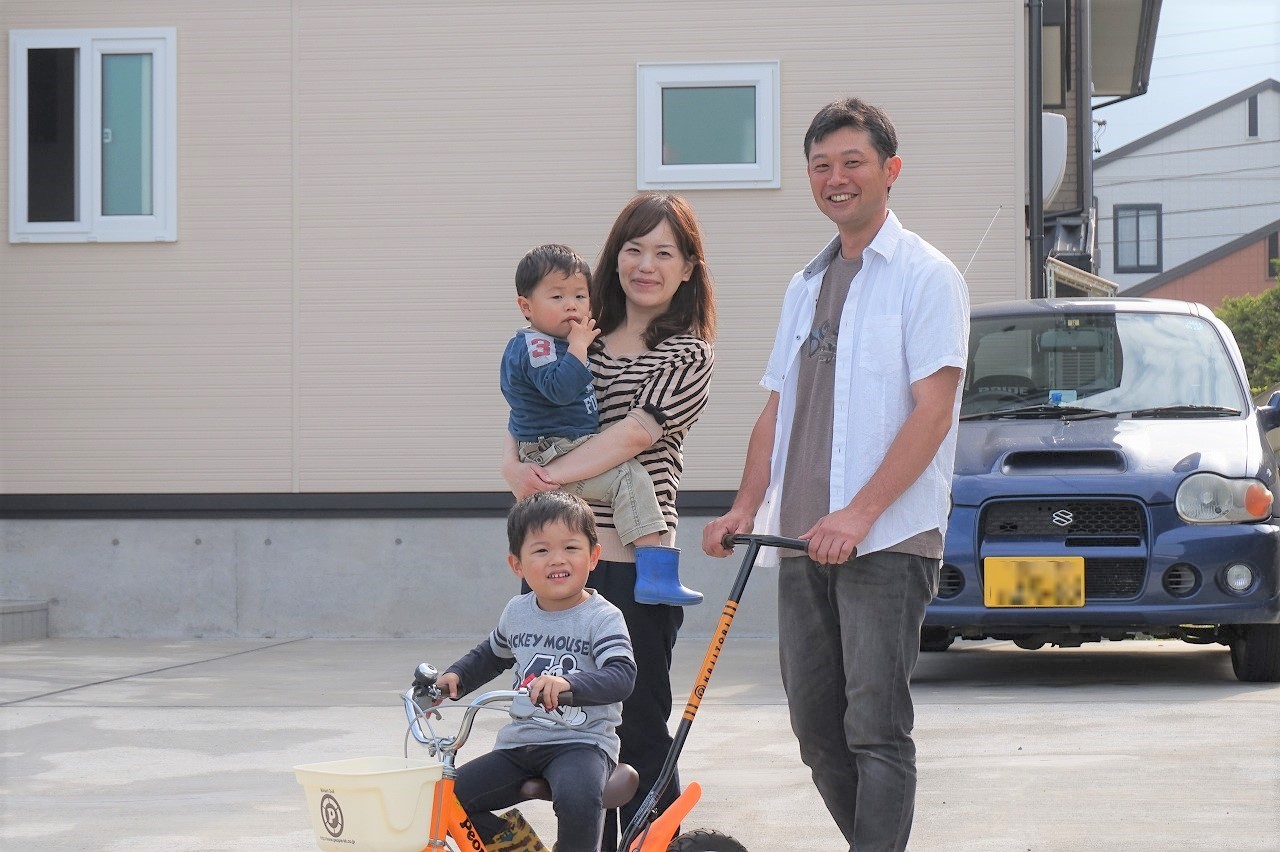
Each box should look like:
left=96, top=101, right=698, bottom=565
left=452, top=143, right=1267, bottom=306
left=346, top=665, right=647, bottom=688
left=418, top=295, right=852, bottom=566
left=756, top=211, right=969, bottom=561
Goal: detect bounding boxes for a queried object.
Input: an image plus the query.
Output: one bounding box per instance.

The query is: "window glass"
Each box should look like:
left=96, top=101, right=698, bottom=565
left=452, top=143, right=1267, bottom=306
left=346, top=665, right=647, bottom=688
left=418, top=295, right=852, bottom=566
left=963, top=312, right=1245, bottom=417
left=1136, top=211, right=1157, bottom=267
left=1117, top=210, right=1137, bottom=268
left=101, top=53, right=154, bottom=216
left=661, top=86, right=755, bottom=165
left=26, top=48, right=78, bottom=223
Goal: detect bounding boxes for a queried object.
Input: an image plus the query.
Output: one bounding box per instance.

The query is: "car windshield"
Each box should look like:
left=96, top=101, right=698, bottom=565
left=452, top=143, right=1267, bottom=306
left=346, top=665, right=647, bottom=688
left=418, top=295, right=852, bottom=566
left=961, top=311, right=1247, bottom=418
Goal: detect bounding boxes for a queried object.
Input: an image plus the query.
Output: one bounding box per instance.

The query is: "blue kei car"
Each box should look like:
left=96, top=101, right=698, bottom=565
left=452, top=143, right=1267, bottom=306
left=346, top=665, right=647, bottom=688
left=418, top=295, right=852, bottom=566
left=925, top=298, right=1280, bottom=682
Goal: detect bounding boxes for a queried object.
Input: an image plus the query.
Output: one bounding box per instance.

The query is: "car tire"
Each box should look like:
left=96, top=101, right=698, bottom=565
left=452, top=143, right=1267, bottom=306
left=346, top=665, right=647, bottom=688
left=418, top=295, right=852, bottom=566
left=1230, top=624, right=1280, bottom=683
left=920, top=627, right=954, bottom=652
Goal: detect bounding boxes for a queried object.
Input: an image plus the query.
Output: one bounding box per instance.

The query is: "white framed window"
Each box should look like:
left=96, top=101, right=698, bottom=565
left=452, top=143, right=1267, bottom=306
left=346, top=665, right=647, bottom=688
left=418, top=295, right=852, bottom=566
left=9, top=28, right=177, bottom=243
left=637, top=61, right=779, bottom=190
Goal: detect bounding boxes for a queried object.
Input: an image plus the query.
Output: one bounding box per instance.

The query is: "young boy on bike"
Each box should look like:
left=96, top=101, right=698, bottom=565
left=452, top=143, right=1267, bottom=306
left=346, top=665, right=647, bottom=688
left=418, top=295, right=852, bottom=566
left=434, top=491, right=637, bottom=852
left=500, top=243, right=702, bottom=606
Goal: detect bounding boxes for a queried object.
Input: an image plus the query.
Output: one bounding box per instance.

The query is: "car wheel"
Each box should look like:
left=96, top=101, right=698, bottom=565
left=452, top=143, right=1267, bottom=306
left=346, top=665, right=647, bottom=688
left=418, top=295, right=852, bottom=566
left=920, top=627, right=953, bottom=652
left=1230, top=624, right=1280, bottom=682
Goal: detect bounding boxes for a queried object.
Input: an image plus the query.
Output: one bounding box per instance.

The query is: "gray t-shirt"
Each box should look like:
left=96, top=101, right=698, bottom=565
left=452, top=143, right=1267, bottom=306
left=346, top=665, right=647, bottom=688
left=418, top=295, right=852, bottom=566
left=489, top=590, right=634, bottom=760
left=780, top=252, right=861, bottom=540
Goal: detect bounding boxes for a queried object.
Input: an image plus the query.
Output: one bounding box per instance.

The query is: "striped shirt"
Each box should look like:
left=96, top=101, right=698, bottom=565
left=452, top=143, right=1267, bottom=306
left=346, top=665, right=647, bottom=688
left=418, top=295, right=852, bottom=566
left=588, top=334, right=713, bottom=560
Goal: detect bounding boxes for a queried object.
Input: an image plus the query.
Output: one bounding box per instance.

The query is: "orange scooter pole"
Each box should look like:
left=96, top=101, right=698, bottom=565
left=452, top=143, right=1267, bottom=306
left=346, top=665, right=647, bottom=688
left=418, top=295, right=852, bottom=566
left=620, top=534, right=810, bottom=852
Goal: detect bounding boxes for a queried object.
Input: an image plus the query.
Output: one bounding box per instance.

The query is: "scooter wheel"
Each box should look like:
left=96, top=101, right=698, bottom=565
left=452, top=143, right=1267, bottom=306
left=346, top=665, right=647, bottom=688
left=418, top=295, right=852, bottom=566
left=667, top=829, right=748, bottom=851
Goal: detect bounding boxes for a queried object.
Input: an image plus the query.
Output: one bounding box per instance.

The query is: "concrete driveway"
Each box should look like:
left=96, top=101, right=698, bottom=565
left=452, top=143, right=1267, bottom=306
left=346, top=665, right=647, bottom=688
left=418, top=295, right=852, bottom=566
left=2, top=637, right=1277, bottom=851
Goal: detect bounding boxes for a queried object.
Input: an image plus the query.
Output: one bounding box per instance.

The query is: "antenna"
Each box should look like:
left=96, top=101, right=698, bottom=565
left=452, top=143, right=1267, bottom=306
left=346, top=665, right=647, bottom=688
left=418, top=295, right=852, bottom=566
left=964, top=206, right=1003, bottom=276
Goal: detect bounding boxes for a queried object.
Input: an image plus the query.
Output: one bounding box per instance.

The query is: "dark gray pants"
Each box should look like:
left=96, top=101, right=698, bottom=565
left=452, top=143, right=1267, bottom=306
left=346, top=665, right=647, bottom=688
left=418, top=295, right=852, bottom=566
left=779, top=550, right=939, bottom=852
left=452, top=741, right=611, bottom=851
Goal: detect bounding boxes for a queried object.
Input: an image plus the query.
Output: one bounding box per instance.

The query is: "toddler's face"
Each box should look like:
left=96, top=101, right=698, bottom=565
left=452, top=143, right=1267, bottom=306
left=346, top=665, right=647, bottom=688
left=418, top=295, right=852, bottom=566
left=518, top=271, right=591, bottom=338
left=508, top=519, right=600, bottom=612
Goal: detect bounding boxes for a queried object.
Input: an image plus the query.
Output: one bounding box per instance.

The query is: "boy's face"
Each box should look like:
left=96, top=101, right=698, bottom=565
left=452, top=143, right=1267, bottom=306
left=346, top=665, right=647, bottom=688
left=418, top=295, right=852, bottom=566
left=508, top=518, right=600, bottom=612
left=517, top=271, right=590, bottom=339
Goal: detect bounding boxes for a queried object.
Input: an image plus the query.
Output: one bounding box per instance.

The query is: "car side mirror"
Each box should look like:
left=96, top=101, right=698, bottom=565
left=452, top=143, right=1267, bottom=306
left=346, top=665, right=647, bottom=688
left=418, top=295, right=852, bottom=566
left=1258, top=392, right=1280, bottom=432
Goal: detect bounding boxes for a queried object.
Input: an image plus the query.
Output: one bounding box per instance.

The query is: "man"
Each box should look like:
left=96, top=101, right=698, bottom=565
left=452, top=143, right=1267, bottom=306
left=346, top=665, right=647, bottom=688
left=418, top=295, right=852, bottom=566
left=702, top=98, right=969, bottom=851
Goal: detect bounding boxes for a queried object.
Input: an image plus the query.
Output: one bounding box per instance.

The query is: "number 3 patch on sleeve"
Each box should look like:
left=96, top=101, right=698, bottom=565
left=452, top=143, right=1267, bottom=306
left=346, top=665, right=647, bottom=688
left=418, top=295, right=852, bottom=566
left=525, top=331, right=558, bottom=368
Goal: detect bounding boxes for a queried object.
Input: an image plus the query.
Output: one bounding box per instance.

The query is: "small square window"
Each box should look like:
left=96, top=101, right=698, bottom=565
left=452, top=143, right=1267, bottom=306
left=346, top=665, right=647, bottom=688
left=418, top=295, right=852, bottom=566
left=9, top=28, right=177, bottom=243
left=637, top=62, right=779, bottom=190
left=1113, top=204, right=1162, bottom=274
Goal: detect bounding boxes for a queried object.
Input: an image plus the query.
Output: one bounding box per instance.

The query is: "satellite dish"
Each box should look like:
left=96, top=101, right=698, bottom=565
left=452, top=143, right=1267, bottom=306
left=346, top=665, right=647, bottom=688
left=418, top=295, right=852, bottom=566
left=1036, top=112, right=1068, bottom=208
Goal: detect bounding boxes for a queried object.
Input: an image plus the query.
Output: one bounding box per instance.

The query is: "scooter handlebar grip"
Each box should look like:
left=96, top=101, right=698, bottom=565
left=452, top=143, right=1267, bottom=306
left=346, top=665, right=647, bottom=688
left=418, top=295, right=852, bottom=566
left=721, top=533, right=810, bottom=552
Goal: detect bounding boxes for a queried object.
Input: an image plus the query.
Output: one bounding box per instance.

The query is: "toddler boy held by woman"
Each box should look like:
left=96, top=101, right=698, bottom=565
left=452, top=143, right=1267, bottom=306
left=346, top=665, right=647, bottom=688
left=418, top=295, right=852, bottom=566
left=499, top=243, right=702, bottom=606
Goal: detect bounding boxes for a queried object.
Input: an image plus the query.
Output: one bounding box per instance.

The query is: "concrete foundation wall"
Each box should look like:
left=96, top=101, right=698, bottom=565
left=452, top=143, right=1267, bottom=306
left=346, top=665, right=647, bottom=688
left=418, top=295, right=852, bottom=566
left=0, top=515, right=779, bottom=639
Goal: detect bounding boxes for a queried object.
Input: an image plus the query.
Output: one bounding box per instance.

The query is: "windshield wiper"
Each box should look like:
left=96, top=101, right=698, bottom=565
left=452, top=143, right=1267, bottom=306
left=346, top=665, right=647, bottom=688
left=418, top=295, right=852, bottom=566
left=960, top=404, right=1115, bottom=421
left=1124, top=404, right=1241, bottom=419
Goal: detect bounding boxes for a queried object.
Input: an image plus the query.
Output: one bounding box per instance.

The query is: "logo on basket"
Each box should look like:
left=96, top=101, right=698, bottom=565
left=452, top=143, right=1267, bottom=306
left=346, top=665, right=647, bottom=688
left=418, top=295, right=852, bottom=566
left=320, top=793, right=344, bottom=837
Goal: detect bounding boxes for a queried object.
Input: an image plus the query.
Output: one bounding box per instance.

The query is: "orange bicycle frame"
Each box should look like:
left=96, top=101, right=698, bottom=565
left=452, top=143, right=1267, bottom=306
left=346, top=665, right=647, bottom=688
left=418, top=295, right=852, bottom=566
left=424, top=772, right=490, bottom=851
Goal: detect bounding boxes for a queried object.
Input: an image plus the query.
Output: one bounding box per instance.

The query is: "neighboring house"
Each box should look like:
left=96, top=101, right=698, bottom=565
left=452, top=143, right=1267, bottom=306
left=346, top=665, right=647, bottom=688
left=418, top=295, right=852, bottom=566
left=0, top=1, right=1160, bottom=637
left=1094, top=79, right=1280, bottom=297
left=1120, top=217, right=1280, bottom=305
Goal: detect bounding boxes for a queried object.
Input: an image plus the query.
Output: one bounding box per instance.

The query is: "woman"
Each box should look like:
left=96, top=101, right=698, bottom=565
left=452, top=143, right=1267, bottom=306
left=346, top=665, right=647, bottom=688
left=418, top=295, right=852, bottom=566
left=503, top=192, right=716, bottom=846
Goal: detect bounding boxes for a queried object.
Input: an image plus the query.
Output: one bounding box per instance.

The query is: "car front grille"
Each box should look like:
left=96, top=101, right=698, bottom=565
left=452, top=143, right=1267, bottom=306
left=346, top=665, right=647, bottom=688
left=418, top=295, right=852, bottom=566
left=982, top=499, right=1146, bottom=540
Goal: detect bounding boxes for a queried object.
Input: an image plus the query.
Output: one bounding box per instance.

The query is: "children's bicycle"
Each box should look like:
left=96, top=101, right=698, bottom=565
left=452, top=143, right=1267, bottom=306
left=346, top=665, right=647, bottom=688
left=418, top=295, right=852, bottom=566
left=400, top=666, right=637, bottom=850
left=298, top=532, right=805, bottom=851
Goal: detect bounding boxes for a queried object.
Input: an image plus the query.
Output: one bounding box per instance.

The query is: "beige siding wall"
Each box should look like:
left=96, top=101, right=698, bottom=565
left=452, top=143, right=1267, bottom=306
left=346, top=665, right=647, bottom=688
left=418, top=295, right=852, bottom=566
left=2, top=0, right=1026, bottom=495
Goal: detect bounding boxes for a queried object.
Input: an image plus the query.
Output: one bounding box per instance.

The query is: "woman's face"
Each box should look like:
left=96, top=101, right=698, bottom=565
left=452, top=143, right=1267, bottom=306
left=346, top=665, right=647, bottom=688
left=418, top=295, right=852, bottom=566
left=616, top=219, right=694, bottom=317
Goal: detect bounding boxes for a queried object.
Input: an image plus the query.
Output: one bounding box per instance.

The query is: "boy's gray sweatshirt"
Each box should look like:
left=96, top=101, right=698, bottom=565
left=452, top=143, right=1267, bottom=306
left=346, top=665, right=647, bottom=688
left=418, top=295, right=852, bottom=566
left=445, top=589, right=635, bottom=760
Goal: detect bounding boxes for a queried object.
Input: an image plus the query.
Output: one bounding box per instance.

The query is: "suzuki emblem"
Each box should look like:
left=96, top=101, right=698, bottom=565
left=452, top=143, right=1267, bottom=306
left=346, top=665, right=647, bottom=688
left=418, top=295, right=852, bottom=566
left=1051, top=509, right=1074, bottom=527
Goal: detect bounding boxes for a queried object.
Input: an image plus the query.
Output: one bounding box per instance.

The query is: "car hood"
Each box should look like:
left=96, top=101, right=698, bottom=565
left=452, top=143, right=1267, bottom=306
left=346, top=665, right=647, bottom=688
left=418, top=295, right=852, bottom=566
left=951, top=417, right=1273, bottom=505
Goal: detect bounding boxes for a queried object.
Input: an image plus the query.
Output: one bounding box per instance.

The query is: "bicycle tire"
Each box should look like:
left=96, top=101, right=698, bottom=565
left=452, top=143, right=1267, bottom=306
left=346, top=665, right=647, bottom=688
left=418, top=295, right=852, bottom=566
left=667, top=829, right=748, bottom=851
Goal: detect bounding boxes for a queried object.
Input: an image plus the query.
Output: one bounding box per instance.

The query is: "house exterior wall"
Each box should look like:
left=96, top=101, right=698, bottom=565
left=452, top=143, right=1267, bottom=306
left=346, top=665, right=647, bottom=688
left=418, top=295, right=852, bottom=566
left=2, top=1, right=1029, bottom=638
left=1095, top=85, right=1280, bottom=292
left=2, top=0, right=1026, bottom=498
left=1134, top=238, right=1276, bottom=308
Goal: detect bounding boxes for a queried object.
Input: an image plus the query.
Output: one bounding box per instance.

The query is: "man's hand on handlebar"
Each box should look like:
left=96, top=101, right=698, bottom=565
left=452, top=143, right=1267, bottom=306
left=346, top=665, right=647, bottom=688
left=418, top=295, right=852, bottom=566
left=701, top=511, right=755, bottom=558
left=802, top=506, right=870, bottom=566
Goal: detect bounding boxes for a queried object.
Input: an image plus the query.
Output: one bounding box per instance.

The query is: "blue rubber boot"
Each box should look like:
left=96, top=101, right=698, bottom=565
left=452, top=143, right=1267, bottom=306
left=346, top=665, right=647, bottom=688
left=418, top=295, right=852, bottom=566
left=634, top=546, right=703, bottom=606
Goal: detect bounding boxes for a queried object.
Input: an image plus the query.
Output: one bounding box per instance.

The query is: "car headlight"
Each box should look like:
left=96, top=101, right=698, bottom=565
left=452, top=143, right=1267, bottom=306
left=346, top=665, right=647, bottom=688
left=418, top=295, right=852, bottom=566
left=1175, top=473, right=1274, bottom=523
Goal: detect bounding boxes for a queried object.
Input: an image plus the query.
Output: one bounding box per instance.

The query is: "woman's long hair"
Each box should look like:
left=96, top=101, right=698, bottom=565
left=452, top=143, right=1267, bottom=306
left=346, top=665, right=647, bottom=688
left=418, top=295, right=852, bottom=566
left=592, top=193, right=717, bottom=350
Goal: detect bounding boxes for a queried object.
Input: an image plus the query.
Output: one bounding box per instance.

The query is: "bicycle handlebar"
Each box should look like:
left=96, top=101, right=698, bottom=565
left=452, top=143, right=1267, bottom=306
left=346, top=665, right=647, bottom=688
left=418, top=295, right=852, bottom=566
left=403, top=667, right=578, bottom=752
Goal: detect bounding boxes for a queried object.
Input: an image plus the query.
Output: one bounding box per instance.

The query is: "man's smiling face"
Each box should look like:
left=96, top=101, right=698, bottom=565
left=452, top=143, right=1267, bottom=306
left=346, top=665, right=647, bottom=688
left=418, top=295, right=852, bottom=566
left=806, top=126, right=901, bottom=245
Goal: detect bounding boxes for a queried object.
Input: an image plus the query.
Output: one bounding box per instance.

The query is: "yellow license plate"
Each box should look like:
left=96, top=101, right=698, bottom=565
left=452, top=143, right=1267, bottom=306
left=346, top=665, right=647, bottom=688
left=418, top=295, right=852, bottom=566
left=983, top=556, right=1085, bottom=607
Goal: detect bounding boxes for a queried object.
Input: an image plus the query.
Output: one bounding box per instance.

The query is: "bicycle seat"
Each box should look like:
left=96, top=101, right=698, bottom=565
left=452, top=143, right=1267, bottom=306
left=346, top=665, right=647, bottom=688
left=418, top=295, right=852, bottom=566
left=519, top=762, right=639, bottom=809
